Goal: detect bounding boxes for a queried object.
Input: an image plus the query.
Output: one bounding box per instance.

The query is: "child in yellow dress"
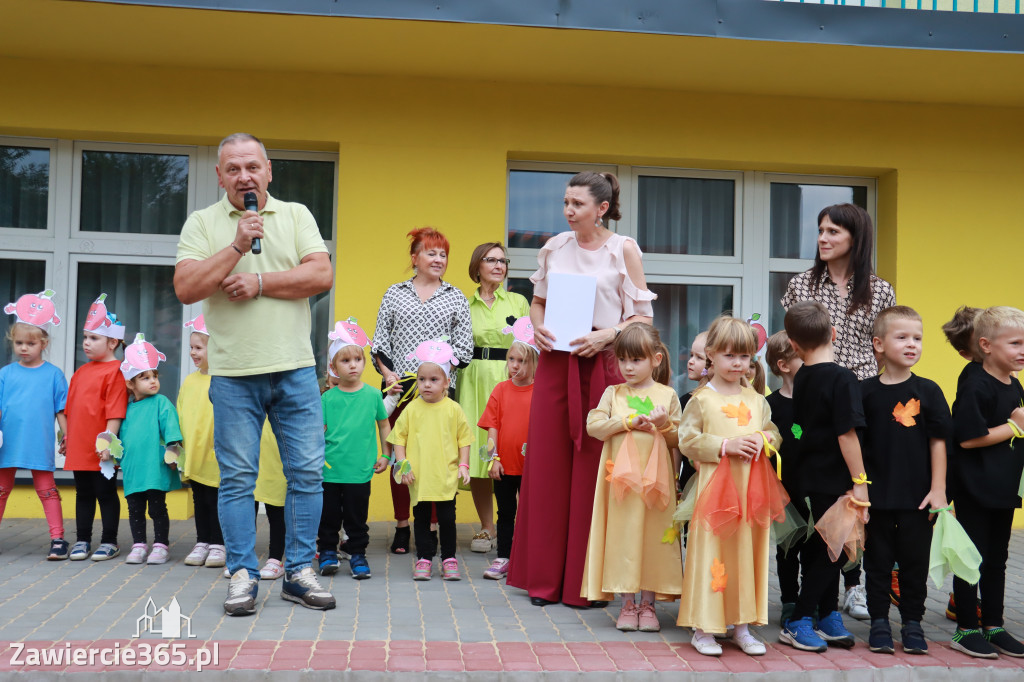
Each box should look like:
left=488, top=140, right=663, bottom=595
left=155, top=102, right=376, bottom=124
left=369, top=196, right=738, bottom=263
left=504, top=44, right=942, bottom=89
left=677, top=316, right=782, bottom=656
left=582, top=323, right=683, bottom=633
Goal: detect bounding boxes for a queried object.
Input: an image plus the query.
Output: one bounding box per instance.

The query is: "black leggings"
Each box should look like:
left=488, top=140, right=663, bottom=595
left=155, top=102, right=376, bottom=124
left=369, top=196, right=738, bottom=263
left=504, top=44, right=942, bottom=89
left=413, top=498, right=456, bottom=560
left=192, top=481, right=223, bottom=545
left=73, top=471, right=120, bottom=545
left=792, top=494, right=845, bottom=621
left=952, top=493, right=1014, bottom=630
left=126, top=490, right=169, bottom=545
left=493, top=475, right=521, bottom=559
left=256, top=501, right=285, bottom=561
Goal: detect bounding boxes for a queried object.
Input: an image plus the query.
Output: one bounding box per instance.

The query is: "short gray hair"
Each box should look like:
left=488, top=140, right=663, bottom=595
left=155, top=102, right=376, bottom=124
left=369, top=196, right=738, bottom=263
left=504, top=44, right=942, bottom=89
left=218, top=133, right=268, bottom=160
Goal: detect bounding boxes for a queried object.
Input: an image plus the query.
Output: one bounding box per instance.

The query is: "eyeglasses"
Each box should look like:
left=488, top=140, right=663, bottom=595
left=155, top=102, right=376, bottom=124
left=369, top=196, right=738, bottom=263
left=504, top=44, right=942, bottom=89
left=482, top=257, right=511, bottom=266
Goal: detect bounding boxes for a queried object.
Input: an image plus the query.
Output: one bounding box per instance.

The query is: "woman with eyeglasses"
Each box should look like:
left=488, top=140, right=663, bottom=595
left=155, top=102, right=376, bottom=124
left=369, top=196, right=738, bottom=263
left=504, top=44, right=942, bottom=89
left=456, top=243, right=529, bottom=554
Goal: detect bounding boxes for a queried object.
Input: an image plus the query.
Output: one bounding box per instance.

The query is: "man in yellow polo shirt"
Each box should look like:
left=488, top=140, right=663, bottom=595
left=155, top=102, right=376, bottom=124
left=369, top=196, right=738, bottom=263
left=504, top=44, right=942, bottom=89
left=175, top=132, right=335, bottom=616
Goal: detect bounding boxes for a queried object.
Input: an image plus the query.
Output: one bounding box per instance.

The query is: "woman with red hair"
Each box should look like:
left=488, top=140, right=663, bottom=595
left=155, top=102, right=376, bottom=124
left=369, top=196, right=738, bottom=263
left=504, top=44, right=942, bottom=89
left=371, top=228, right=473, bottom=555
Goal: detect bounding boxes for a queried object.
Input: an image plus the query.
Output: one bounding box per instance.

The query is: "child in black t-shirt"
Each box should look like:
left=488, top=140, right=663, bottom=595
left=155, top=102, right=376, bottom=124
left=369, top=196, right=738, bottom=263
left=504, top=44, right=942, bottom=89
left=860, top=306, right=950, bottom=656
left=778, top=301, right=868, bottom=653
left=948, top=306, right=1024, bottom=659
left=764, top=330, right=804, bottom=625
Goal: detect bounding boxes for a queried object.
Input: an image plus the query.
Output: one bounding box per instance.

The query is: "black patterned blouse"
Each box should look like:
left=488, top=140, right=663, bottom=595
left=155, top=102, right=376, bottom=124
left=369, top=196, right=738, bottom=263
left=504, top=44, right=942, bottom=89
left=371, top=278, right=474, bottom=389
left=781, top=269, right=896, bottom=381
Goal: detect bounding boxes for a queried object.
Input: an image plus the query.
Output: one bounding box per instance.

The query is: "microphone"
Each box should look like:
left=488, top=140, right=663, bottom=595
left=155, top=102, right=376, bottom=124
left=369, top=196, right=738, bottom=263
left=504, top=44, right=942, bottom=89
left=244, top=192, right=261, bottom=254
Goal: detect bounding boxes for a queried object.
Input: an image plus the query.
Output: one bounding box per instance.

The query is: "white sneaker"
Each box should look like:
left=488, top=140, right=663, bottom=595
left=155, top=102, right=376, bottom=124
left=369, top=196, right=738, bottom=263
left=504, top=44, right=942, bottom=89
left=205, top=544, right=226, bottom=568
left=844, top=585, right=870, bottom=621
left=125, top=543, right=147, bottom=564
left=260, top=558, right=285, bottom=580
left=147, top=543, right=169, bottom=565
left=692, top=629, right=723, bottom=656
left=184, top=543, right=210, bottom=566
left=224, top=569, right=258, bottom=616
left=733, top=630, right=767, bottom=656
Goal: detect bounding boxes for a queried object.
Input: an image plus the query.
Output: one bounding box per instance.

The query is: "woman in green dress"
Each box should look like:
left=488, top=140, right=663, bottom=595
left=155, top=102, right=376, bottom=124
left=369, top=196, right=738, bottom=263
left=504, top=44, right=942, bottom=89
left=457, top=242, right=530, bottom=552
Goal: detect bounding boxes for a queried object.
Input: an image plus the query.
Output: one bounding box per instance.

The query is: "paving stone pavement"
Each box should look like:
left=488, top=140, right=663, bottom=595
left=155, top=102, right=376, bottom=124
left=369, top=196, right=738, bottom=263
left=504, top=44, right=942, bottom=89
left=0, top=518, right=1021, bottom=678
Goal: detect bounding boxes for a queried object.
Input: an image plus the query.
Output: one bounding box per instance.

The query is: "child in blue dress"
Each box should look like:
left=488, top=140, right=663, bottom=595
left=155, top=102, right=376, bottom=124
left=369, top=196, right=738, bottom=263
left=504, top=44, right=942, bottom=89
left=0, top=291, right=69, bottom=559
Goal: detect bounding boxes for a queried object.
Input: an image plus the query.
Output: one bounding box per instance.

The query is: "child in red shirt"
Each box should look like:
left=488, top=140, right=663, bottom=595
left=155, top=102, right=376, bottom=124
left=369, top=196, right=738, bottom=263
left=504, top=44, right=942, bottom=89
left=478, top=318, right=537, bottom=580
left=62, top=294, right=128, bottom=561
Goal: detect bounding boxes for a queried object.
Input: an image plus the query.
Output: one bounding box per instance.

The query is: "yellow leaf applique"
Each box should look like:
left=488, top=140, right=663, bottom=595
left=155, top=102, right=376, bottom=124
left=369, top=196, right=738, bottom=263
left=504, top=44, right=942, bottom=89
left=604, top=459, right=616, bottom=482
left=892, top=399, right=921, bottom=427
left=661, top=526, right=679, bottom=544
left=721, top=401, right=751, bottom=427
left=711, top=557, right=727, bottom=593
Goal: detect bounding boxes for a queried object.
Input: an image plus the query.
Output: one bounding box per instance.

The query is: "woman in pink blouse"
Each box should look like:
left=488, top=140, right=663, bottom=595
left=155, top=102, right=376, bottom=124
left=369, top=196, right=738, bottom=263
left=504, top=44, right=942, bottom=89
left=507, top=172, right=656, bottom=608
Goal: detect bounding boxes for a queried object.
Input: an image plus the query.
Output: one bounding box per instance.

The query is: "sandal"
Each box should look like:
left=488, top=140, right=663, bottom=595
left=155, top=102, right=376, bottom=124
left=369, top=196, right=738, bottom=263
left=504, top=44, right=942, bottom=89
left=390, top=525, right=410, bottom=554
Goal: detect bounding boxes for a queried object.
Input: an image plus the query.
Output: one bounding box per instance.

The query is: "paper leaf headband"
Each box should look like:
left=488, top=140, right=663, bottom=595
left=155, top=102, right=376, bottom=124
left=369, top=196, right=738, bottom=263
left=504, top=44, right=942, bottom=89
left=502, top=315, right=538, bottom=353
left=327, top=317, right=370, bottom=378
left=4, top=289, right=62, bottom=329
left=184, top=314, right=208, bottom=336
left=83, top=293, right=125, bottom=340
left=121, top=333, right=167, bottom=380
left=406, top=336, right=458, bottom=378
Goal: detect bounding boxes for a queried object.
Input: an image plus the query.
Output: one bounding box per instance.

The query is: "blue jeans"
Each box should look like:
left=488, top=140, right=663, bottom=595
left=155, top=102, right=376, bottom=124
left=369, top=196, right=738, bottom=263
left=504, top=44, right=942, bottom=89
left=210, top=366, right=325, bottom=576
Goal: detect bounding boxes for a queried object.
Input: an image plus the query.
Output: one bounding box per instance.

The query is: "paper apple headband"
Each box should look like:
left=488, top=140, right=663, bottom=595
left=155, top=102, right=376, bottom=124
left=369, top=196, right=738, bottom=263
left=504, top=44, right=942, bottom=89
left=4, top=290, right=62, bottom=329
left=83, top=293, right=126, bottom=340
left=184, top=314, right=209, bottom=336
left=406, top=337, right=459, bottom=378
left=503, top=315, right=538, bottom=354
left=326, top=318, right=370, bottom=377
left=747, top=313, right=767, bottom=358
left=121, top=333, right=167, bottom=380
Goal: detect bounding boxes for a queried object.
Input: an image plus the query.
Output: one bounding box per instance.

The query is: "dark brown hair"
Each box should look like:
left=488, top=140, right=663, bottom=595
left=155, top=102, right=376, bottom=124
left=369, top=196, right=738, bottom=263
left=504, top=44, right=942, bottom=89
left=568, top=172, right=622, bottom=223
left=468, top=242, right=507, bottom=284
left=784, top=301, right=832, bottom=351
left=810, top=203, right=875, bottom=315
left=942, top=305, right=982, bottom=356
left=613, top=322, right=671, bottom=386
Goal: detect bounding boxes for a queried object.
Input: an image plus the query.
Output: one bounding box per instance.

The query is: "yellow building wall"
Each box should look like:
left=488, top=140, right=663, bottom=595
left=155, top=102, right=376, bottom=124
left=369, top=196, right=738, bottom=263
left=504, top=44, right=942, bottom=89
left=2, top=47, right=1023, bottom=524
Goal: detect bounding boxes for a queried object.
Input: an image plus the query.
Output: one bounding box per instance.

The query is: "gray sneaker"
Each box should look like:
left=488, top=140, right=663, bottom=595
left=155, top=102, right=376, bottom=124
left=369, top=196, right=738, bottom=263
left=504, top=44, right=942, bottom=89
left=282, top=567, right=336, bottom=610
left=69, top=541, right=91, bottom=561
left=224, top=569, right=259, bottom=616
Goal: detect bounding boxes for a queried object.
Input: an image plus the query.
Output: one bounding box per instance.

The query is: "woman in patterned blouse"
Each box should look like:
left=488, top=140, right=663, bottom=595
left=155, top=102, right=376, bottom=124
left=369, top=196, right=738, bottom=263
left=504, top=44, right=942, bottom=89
left=371, top=227, right=473, bottom=554
left=781, top=203, right=895, bottom=382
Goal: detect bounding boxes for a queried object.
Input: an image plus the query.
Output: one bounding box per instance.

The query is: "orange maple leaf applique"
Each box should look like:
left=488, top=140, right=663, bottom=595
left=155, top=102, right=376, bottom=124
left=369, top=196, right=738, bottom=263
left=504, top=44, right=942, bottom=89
left=721, top=401, right=752, bottom=427
left=605, top=459, right=616, bottom=482
left=711, top=557, right=727, bottom=593
left=892, top=399, right=921, bottom=427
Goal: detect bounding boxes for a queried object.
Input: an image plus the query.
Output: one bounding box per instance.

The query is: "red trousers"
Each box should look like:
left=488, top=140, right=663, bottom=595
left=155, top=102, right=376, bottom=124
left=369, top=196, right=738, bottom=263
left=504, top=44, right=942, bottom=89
left=507, top=348, right=622, bottom=606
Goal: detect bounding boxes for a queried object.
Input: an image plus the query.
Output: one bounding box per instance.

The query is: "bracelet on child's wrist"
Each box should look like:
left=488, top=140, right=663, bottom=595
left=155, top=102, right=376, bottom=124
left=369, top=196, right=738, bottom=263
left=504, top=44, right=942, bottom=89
left=458, top=463, right=469, bottom=469
left=657, top=422, right=674, bottom=433
left=851, top=472, right=871, bottom=485
left=622, top=415, right=634, bottom=431
left=380, top=454, right=392, bottom=462
left=719, top=438, right=728, bottom=460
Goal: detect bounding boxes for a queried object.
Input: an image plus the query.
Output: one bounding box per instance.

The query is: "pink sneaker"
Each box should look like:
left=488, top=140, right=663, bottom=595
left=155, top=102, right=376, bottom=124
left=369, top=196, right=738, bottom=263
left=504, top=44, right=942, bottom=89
left=637, top=601, right=660, bottom=632
left=260, top=558, right=285, bottom=580
left=483, top=558, right=510, bottom=580
left=616, top=601, right=639, bottom=631
left=413, top=559, right=432, bottom=581
left=125, top=543, right=147, bottom=565
left=441, top=558, right=461, bottom=581
left=146, top=543, right=169, bottom=565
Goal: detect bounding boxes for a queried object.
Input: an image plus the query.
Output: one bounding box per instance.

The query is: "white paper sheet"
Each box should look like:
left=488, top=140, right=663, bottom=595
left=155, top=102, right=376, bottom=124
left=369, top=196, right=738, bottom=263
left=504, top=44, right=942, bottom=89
left=544, top=272, right=597, bottom=352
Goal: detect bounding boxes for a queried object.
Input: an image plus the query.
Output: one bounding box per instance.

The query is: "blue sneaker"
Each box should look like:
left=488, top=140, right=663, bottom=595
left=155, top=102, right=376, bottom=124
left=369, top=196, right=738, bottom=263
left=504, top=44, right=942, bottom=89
left=779, top=617, right=827, bottom=652
left=814, top=610, right=855, bottom=648
left=349, top=554, right=371, bottom=580
left=69, top=541, right=91, bottom=561
left=318, top=550, right=339, bottom=576
left=282, top=567, right=336, bottom=610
